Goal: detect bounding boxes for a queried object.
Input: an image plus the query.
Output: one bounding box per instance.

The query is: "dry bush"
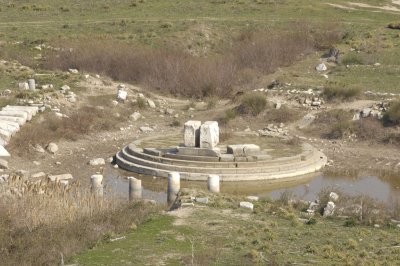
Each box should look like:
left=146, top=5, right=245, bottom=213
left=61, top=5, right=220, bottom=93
left=237, top=93, right=267, bottom=116
left=264, top=105, right=302, bottom=123
left=0, top=176, right=159, bottom=265
left=312, top=109, right=352, bottom=139
left=388, top=22, right=400, bottom=30
left=383, top=101, right=400, bottom=126
left=8, top=106, right=128, bottom=154
left=323, top=84, right=361, bottom=101
left=43, top=23, right=340, bottom=98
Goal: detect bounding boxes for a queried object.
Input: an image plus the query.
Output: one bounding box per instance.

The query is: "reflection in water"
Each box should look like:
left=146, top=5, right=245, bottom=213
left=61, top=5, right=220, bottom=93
left=104, top=165, right=400, bottom=204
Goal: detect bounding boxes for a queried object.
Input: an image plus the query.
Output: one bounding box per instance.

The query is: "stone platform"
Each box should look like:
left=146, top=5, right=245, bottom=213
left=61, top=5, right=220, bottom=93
left=115, top=136, right=327, bottom=181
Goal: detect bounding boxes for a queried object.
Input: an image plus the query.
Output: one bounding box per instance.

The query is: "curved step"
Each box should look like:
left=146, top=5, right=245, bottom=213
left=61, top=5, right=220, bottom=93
left=126, top=144, right=315, bottom=169
left=120, top=146, right=324, bottom=175
left=116, top=150, right=327, bottom=181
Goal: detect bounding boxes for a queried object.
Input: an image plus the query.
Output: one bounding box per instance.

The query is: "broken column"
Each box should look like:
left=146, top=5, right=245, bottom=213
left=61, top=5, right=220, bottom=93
left=167, top=172, right=180, bottom=204
left=28, top=79, right=36, bottom=90
left=184, top=120, right=201, bottom=147
left=208, top=174, right=220, bottom=193
left=91, top=174, right=103, bottom=197
left=200, top=121, right=219, bottom=149
left=128, top=177, right=142, bottom=201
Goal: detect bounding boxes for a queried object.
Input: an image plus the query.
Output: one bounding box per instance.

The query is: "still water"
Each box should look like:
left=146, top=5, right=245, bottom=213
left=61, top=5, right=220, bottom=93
left=104, top=165, right=400, bottom=204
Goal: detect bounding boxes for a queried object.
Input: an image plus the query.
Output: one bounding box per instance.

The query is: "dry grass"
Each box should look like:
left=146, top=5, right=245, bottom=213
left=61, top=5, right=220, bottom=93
left=264, top=105, right=303, bottom=124
left=383, top=100, right=400, bottom=126
left=0, top=176, right=159, bottom=265
left=8, top=106, right=128, bottom=155
left=43, top=25, right=340, bottom=98
left=323, top=83, right=362, bottom=101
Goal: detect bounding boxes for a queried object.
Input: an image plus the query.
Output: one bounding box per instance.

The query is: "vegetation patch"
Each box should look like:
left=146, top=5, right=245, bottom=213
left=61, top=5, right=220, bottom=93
left=237, top=93, right=267, bottom=116
left=322, top=83, right=361, bottom=101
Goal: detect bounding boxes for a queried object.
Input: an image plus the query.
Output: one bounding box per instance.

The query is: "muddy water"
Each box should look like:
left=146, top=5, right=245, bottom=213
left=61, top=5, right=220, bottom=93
left=104, top=165, right=400, bottom=204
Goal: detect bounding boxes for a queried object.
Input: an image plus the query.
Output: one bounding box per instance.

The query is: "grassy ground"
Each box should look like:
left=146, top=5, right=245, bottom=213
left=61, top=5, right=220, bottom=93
left=73, top=196, right=400, bottom=265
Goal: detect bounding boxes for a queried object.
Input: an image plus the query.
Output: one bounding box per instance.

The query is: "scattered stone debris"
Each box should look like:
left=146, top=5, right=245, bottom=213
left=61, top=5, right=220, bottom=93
left=48, top=173, right=73, bottom=182
left=239, top=201, right=254, bottom=211
left=323, top=201, right=335, bottom=217
left=46, top=143, right=59, bottom=154
left=258, top=123, right=289, bottom=138
left=129, top=112, right=142, bottom=121
left=246, top=196, right=259, bottom=201
left=140, top=126, right=154, bottom=133
left=329, top=192, right=339, bottom=202
left=316, top=63, right=327, bottom=72
left=89, top=158, right=106, bottom=166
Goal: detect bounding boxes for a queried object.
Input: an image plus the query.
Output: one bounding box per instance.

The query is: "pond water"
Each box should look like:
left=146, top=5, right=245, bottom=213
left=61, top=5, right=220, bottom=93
left=104, top=165, right=400, bottom=204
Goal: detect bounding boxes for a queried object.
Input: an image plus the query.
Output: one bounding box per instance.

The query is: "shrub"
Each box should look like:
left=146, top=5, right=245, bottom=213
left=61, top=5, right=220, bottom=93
left=388, top=22, right=400, bottom=30
left=383, top=101, right=400, bottom=126
left=219, top=109, right=237, bottom=125
left=135, top=97, right=147, bottom=109
left=265, top=105, right=302, bottom=123
left=326, top=120, right=353, bottom=139
left=238, top=93, right=267, bottom=116
left=323, top=84, right=361, bottom=101
left=341, top=53, right=364, bottom=65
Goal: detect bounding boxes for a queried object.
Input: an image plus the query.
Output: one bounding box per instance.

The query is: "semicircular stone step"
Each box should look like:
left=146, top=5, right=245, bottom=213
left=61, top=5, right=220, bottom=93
left=125, top=144, right=314, bottom=169
left=119, top=146, right=325, bottom=176
left=116, top=150, right=327, bottom=181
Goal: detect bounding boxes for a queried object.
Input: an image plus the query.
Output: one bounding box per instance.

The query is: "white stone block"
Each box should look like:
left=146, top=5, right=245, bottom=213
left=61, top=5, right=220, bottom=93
left=28, top=79, right=36, bottom=90
left=208, top=175, right=220, bottom=193
left=184, top=120, right=201, bottom=147
left=200, top=121, right=219, bottom=149
left=117, top=89, right=127, bottom=101
left=239, top=201, right=254, bottom=211
left=227, top=144, right=260, bottom=156
left=0, top=146, right=10, bottom=157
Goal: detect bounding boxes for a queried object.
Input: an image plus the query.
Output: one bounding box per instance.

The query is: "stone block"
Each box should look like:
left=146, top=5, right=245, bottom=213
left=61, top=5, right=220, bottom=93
left=184, top=120, right=201, bottom=147
left=219, top=154, right=234, bottom=162
left=177, top=147, right=220, bottom=157
left=227, top=144, right=260, bottom=156
left=239, top=201, right=254, bottom=211
left=144, top=148, right=162, bottom=157
left=200, top=121, right=219, bottom=149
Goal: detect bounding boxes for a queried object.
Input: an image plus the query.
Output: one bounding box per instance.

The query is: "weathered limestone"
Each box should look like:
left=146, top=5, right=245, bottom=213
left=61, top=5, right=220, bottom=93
left=0, top=111, right=29, bottom=121
left=323, top=201, right=335, bottom=217
left=117, top=89, right=127, bottom=101
left=91, top=174, right=104, bottom=197
left=167, top=172, right=180, bottom=204
left=207, top=175, right=220, bottom=193
left=46, top=143, right=58, bottom=154
left=177, top=147, right=220, bottom=157
left=128, top=177, right=142, bottom=201
left=48, top=173, right=73, bottom=182
left=0, top=124, right=17, bottom=137
left=239, top=201, right=254, bottom=211
left=227, top=144, right=261, bottom=157
left=28, top=79, right=36, bottom=90
left=200, top=121, right=219, bottom=149
left=4, top=105, right=39, bottom=116
left=184, top=121, right=201, bottom=147
left=0, top=116, right=26, bottom=126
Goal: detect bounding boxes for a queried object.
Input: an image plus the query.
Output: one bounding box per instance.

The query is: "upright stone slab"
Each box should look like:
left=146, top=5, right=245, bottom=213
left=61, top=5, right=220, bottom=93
left=91, top=174, right=103, bottom=198
left=184, top=121, right=201, bottom=147
left=167, top=172, right=180, bottom=204
left=200, top=121, right=219, bottom=149
left=128, top=177, right=142, bottom=201
left=208, top=175, right=220, bottom=193
left=28, top=79, right=36, bottom=90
